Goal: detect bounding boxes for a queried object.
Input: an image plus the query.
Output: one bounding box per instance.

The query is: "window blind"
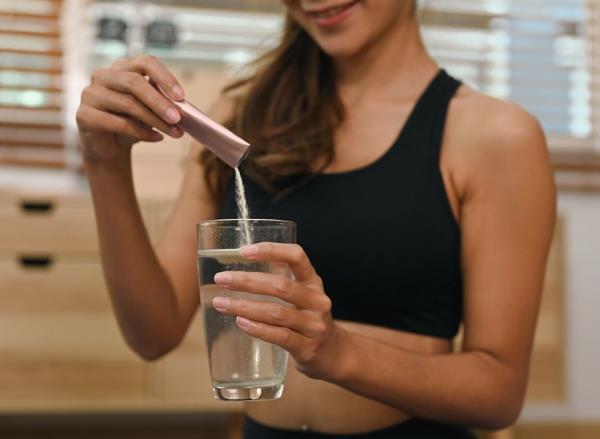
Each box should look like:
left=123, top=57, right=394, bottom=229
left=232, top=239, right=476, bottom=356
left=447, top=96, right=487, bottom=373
left=0, top=0, right=68, bottom=168
left=88, top=0, right=599, bottom=150
left=419, top=0, right=596, bottom=148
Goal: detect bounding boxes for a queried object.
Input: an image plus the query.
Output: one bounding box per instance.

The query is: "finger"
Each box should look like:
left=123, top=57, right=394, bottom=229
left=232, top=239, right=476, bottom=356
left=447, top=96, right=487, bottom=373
left=213, top=297, right=324, bottom=338
left=235, top=316, right=308, bottom=357
left=114, top=54, right=185, bottom=101
left=83, top=85, right=183, bottom=138
left=214, top=271, right=317, bottom=309
left=214, top=271, right=323, bottom=309
left=76, top=105, right=163, bottom=142
left=215, top=270, right=333, bottom=318
left=239, top=243, right=319, bottom=284
left=92, top=69, right=182, bottom=126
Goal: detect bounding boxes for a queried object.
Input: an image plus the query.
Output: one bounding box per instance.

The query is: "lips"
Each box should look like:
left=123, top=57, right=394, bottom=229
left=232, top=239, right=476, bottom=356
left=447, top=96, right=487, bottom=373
left=306, top=0, right=360, bottom=27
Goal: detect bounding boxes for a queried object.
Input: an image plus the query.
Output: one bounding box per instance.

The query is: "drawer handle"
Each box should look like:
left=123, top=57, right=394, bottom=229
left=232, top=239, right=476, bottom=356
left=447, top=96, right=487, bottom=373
left=20, top=201, right=55, bottom=213
left=19, top=256, right=54, bottom=268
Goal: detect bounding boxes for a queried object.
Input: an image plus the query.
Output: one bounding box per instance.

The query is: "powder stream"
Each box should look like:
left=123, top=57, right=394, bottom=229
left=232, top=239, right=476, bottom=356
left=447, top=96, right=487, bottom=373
left=234, top=167, right=252, bottom=246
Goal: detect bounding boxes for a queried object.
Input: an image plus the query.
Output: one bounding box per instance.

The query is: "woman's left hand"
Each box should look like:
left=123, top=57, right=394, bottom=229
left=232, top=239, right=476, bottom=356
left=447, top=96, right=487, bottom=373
left=212, top=242, right=349, bottom=381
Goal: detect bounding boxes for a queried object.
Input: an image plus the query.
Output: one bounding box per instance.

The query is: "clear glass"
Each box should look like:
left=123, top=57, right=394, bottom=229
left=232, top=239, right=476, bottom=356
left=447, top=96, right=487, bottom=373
left=197, top=219, right=296, bottom=401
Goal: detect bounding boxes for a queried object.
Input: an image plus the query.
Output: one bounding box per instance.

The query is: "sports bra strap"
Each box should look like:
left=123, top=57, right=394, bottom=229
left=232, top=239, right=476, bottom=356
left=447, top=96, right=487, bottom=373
left=399, top=69, right=462, bottom=161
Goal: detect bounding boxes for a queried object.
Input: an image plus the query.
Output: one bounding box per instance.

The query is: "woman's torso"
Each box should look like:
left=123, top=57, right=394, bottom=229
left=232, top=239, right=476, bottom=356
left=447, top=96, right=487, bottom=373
left=217, top=69, right=466, bottom=434
left=246, top=321, right=452, bottom=433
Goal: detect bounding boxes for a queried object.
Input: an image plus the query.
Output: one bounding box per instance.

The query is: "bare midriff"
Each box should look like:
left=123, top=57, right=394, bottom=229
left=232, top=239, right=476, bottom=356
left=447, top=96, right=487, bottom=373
left=245, top=320, right=452, bottom=434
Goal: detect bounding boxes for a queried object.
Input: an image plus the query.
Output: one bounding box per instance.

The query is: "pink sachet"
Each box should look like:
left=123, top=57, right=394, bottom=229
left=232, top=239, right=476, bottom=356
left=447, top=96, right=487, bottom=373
left=158, top=86, right=250, bottom=168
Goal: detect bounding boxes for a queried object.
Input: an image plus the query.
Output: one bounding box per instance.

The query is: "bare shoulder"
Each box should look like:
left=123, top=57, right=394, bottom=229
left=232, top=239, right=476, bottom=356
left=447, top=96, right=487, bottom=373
left=444, top=85, right=551, bottom=196
left=450, top=85, right=546, bottom=155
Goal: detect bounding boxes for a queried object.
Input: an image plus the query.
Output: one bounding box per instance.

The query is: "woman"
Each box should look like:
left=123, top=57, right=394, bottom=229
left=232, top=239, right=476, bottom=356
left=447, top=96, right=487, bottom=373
left=76, top=0, right=556, bottom=437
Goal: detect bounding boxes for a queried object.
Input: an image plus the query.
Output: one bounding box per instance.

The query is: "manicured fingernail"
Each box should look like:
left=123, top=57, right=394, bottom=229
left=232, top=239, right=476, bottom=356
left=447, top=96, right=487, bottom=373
left=236, top=316, right=254, bottom=330
left=212, top=297, right=229, bottom=311
left=165, top=108, right=181, bottom=124
left=214, top=272, right=232, bottom=284
left=240, top=244, right=259, bottom=257
left=171, top=84, right=185, bottom=100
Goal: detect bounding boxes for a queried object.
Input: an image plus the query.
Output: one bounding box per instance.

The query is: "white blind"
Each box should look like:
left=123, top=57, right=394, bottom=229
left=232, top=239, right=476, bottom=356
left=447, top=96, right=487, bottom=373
left=420, top=0, right=597, bottom=147
left=88, top=1, right=280, bottom=66
left=88, top=0, right=599, bottom=149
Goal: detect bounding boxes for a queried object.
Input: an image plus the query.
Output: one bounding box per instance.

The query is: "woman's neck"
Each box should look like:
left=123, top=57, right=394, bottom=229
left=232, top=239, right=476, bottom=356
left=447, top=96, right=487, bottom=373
left=334, top=18, right=437, bottom=103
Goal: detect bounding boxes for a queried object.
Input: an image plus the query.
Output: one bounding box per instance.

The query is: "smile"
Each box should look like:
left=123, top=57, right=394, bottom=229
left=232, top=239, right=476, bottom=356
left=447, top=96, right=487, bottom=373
left=306, top=0, right=361, bottom=28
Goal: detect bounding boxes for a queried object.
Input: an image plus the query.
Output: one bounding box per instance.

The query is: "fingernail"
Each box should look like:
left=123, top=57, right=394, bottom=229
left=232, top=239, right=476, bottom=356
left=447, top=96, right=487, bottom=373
left=240, top=244, right=259, bottom=257
left=214, top=272, right=232, bottom=284
left=165, top=108, right=181, bottom=124
left=171, top=84, right=185, bottom=100
left=170, top=126, right=182, bottom=137
left=236, top=316, right=254, bottom=330
left=212, top=297, right=229, bottom=311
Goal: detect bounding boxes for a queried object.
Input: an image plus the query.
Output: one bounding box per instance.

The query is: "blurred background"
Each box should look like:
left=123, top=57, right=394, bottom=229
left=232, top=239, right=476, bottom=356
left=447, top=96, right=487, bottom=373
left=0, top=0, right=599, bottom=438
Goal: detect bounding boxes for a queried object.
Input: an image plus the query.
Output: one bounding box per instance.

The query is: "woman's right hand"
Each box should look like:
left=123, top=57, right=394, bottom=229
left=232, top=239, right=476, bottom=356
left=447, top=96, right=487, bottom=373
left=76, top=55, right=186, bottom=165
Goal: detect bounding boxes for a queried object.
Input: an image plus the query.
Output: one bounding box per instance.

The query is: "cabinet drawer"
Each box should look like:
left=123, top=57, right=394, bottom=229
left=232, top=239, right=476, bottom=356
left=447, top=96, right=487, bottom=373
left=0, top=194, right=160, bottom=252
left=0, top=253, right=110, bottom=313
left=0, top=314, right=147, bottom=400
left=0, top=195, right=98, bottom=252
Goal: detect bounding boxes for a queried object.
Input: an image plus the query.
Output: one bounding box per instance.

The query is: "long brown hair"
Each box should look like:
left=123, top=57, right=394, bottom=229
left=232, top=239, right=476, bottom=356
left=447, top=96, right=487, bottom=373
left=199, top=15, right=345, bottom=202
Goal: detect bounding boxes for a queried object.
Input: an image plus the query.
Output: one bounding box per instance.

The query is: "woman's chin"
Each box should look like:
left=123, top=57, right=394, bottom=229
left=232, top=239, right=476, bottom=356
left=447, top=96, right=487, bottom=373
left=317, top=38, right=365, bottom=61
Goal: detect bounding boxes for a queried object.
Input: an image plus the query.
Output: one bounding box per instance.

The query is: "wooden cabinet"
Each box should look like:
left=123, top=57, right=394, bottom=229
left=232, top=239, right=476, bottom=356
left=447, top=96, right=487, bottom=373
left=0, top=191, right=235, bottom=413
left=0, top=192, right=146, bottom=411
left=0, top=195, right=99, bottom=252
left=0, top=254, right=107, bottom=313
left=0, top=314, right=147, bottom=404
left=0, top=254, right=146, bottom=403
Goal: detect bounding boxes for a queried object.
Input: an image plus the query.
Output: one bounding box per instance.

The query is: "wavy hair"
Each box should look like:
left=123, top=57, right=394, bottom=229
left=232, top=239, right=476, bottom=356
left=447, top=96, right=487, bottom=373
left=199, top=15, right=344, bottom=202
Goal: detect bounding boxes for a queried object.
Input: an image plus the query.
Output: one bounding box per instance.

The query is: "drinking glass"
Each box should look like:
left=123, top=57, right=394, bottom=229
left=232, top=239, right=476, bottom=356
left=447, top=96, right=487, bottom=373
left=197, top=219, right=296, bottom=401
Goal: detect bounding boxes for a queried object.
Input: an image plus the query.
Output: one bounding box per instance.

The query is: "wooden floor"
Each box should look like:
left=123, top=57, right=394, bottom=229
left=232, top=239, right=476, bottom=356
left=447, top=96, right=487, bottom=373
left=1, top=416, right=599, bottom=439
left=0, top=413, right=233, bottom=439
left=0, top=427, right=227, bottom=439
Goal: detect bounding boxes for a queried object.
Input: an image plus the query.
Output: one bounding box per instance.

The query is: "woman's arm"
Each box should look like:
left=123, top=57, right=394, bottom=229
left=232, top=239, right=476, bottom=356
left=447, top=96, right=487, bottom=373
left=84, top=140, right=217, bottom=361
left=325, top=102, right=557, bottom=429
left=211, top=100, right=556, bottom=429
left=78, top=55, right=229, bottom=360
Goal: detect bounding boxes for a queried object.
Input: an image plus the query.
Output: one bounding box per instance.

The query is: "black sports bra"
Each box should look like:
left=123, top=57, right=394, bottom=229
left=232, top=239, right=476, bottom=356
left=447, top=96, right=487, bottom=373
left=218, top=69, right=463, bottom=339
